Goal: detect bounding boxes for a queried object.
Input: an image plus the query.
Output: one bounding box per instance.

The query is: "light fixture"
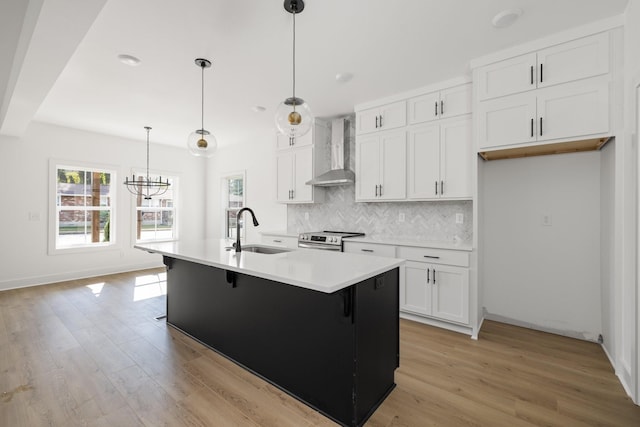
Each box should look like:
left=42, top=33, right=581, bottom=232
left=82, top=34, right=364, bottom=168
left=187, top=58, right=217, bottom=157
left=124, top=126, right=170, bottom=200
left=275, top=0, right=313, bottom=138
left=492, top=8, right=522, bottom=28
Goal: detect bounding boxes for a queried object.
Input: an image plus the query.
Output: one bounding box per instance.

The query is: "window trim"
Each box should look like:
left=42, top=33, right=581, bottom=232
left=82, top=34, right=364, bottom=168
left=130, top=168, right=179, bottom=245
left=221, top=170, right=246, bottom=240
left=49, top=159, right=119, bottom=255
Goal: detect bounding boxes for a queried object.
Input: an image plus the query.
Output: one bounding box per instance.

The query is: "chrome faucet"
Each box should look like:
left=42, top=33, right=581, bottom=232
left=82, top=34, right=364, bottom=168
left=234, top=207, right=259, bottom=253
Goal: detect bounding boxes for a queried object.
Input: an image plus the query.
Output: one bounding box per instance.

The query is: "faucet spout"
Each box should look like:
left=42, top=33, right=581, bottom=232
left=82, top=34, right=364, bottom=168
left=235, top=207, right=259, bottom=253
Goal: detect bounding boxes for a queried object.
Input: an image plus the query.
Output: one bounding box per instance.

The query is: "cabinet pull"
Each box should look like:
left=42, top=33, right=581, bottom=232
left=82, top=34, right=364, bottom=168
left=531, top=118, right=534, bottom=137
left=540, top=117, right=543, bottom=136
left=435, top=181, right=438, bottom=195
left=423, top=255, right=440, bottom=259
left=426, top=268, right=430, bottom=283
left=440, top=181, right=444, bottom=195
left=361, top=249, right=374, bottom=253
left=540, top=63, right=543, bottom=83
left=375, top=116, right=378, bottom=128
left=435, top=101, right=438, bottom=116
left=379, top=184, right=383, bottom=196
left=530, top=65, right=534, bottom=85
left=290, top=136, right=294, bottom=146
left=440, top=100, right=444, bottom=115
left=379, top=115, right=383, bottom=127
left=273, top=239, right=282, bottom=243
left=433, top=269, right=436, bottom=284
left=375, top=185, right=378, bottom=197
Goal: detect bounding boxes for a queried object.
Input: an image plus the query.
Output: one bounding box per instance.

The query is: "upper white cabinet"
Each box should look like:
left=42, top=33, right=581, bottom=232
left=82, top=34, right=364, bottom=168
left=355, top=130, right=406, bottom=201
left=408, top=83, right=471, bottom=124
left=477, top=32, right=610, bottom=101
left=275, top=121, right=328, bottom=204
left=356, top=101, right=406, bottom=135
left=276, top=131, right=313, bottom=150
left=408, top=116, right=472, bottom=200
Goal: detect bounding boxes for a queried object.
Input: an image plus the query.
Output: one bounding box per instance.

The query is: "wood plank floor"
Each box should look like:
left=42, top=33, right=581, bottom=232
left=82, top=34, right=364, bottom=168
left=1, top=268, right=639, bottom=426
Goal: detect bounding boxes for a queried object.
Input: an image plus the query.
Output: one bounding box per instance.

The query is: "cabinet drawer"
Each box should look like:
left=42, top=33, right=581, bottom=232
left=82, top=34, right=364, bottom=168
left=261, top=235, right=298, bottom=249
left=397, top=246, right=469, bottom=267
left=343, top=242, right=396, bottom=257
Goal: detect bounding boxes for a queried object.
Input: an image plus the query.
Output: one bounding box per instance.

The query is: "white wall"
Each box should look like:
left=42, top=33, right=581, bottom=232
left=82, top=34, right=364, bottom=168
left=482, top=151, right=602, bottom=341
left=0, top=121, right=205, bottom=290
left=206, top=130, right=287, bottom=242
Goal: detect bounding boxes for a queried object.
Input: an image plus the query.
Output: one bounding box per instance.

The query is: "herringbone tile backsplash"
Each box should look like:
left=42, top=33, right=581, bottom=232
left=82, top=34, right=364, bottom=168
left=288, top=185, right=472, bottom=244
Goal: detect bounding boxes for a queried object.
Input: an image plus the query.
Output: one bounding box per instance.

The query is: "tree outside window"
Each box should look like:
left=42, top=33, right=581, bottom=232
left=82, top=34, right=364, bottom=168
left=134, top=174, right=177, bottom=242
left=224, top=174, right=245, bottom=239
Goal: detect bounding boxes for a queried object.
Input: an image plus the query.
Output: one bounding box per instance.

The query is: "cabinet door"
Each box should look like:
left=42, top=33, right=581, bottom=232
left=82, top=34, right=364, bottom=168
left=440, top=83, right=472, bottom=119
left=276, top=152, right=293, bottom=202
left=356, top=107, right=381, bottom=135
left=379, top=101, right=407, bottom=131
left=537, top=32, right=610, bottom=89
left=379, top=131, right=406, bottom=200
left=401, top=262, right=432, bottom=316
left=440, top=116, right=472, bottom=199
left=476, top=52, right=537, bottom=100
left=355, top=136, right=381, bottom=200
left=407, top=123, right=439, bottom=199
left=431, top=264, right=469, bottom=324
left=477, top=91, right=537, bottom=149
left=276, top=133, right=294, bottom=150
left=293, top=146, right=313, bottom=202
left=536, top=76, right=610, bottom=142
left=408, top=91, right=440, bottom=124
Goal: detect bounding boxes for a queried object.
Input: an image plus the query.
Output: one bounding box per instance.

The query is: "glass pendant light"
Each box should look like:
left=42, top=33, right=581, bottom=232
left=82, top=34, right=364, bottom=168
left=275, top=0, right=313, bottom=138
left=124, top=126, right=170, bottom=199
left=187, top=58, right=217, bottom=157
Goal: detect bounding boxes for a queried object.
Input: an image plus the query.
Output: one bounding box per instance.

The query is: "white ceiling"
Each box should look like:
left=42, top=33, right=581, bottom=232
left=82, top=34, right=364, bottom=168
left=0, top=0, right=630, bottom=148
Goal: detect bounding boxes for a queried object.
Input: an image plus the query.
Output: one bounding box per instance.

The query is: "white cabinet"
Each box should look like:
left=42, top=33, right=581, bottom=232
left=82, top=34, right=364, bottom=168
left=477, top=32, right=610, bottom=101
left=261, top=233, right=298, bottom=249
left=355, top=130, right=406, bottom=201
left=356, top=101, right=406, bottom=135
left=477, top=76, right=610, bottom=149
left=276, top=131, right=312, bottom=150
left=276, top=146, right=323, bottom=203
left=398, top=246, right=470, bottom=325
left=408, top=83, right=471, bottom=124
left=408, top=116, right=472, bottom=199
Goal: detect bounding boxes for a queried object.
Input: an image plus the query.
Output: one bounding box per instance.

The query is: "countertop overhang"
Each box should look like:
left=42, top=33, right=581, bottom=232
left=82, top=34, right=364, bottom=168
left=135, top=239, right=404, bottom=294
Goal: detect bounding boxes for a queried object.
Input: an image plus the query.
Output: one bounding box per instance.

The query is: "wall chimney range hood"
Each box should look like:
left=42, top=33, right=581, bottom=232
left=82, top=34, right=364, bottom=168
left=306, top=118, right=355, bottom=186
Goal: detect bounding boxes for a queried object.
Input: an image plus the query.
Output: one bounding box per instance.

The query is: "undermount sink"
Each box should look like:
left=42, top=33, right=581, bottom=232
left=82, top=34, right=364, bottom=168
left=228, top=245, right=291, bottom=254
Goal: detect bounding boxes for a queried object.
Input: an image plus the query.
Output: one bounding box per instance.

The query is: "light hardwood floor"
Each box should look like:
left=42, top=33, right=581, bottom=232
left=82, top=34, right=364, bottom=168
left=1, top=268, right=639, bottom=426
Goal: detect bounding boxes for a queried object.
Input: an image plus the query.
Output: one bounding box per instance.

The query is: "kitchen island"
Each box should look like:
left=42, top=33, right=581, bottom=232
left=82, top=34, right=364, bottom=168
left=135, top=239, right=404, bottom=427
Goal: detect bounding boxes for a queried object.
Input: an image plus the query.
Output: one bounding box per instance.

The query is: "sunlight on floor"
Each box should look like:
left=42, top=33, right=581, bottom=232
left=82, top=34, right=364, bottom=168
left=133, top=272, right=167, bottom=302
left=85, top=282, right=105, bottom=297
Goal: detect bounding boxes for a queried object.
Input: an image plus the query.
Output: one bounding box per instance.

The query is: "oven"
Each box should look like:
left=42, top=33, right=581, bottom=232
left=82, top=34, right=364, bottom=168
left=297, top=231, right=365, bottom=252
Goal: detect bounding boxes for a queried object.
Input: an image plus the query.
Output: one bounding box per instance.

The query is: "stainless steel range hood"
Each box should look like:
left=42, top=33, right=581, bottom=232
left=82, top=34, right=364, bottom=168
left=306, top=118, right=355, bottom=186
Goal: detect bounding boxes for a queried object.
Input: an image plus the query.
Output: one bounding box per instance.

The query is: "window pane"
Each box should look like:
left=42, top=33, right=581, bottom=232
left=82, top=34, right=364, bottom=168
left=58, top=209, right=110, bottom=247
left=227, top=177, right=244, bottom=208
left=134, top=173, right=176, bottom=243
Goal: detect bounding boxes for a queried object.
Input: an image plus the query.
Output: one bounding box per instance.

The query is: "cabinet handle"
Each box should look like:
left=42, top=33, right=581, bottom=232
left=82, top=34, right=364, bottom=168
left=423, top=255, right=440, bottom=259
left=531, top=118, right=534, bottom=137
left=361, top=249, right=374, bottom=253
left=530, top=65, right=534, bottom=85
left=540, top=117, right=543, bottom=136
left=290, top=136, right=294, bottom=146
left=435, top=102, right=438, bottom=116
left=375, top=184, right=378, bottom=197
left=440, top=181, right=444, bottom=195
left=435, top=181, right=438, bottom=195
left=440, top=100, right=444, bottom=115
left=273, top=239, right=283, bottom=243
left=426, top=268, right=430, bottom=284
left=379, top=115, right=383, bottom=127
left=375, top=116, right=378, bottom=128
left=433, top=269, right=436, bottom=284
left=379, top=184, right=383, bottom=196
left=540, top=63, right=543, bottom=83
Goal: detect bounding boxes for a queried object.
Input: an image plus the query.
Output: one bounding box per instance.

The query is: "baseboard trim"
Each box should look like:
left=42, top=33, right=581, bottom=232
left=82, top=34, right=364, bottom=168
left=400, top=311, right=474, bottom=337
left=0, top=262, right=164, bottom=291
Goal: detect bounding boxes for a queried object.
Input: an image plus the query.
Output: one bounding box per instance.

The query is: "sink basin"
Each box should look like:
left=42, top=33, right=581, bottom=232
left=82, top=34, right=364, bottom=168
left=238, top=245, right=291, bottom=254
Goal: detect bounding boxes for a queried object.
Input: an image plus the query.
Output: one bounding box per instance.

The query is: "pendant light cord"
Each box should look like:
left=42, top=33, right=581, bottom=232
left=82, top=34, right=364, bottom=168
left=201, top=63, right=205, bottom=133
left=145, top=127, right=151, bottom=199
left=292, top=9, right=296, bottom=111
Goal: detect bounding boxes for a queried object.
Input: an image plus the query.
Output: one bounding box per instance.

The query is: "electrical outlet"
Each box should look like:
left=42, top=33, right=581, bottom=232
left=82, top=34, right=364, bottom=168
left=304, top=212, right=309, bottom=220
left=542, top=214, right=552, bottom=226
left=28, top=211, right=40, bottom=221
left=455, top=213, right=463, bottom=224
left=398, top=213, right=405, bottom=222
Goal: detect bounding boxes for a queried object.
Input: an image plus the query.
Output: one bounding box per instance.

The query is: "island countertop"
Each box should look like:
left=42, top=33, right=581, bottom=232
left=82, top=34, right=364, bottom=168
left=135, top=239, right=404, bottom=294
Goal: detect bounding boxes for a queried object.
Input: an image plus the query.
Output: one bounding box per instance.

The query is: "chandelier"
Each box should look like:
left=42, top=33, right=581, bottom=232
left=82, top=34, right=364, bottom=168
left=123, top=126, right=170, bottom=200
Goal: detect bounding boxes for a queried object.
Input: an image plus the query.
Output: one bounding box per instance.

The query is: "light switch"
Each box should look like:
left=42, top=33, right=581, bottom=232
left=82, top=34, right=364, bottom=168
left=542, top=214, right=552, bottom=226
left=398, top=213, right=405, bottom=222
left=28, top=212, right=40, bottom=221
left=455, top=213, right=464, bottom=224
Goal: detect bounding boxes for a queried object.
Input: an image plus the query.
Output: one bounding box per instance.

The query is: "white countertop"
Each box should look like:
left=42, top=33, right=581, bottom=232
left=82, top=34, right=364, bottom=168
left=135, top=239, right=404, bottom=294
left=345, top=236, right=473, bottom=251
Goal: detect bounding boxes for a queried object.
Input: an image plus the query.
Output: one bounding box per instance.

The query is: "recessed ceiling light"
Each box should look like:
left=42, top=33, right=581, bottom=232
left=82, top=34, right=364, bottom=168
left=335, top=72, right=354, bottom=83
left=491, top=8, right=522, bottom=28
left=252, top=105, right=266, bottom=113
left=117, top=54, right=141, bottom=66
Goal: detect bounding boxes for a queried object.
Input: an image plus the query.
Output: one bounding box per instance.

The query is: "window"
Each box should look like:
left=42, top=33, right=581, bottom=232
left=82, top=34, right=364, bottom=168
left=134, top=173, right=177, bottom=243
left=53, top=164, right=116, bottom=250
left=223, top=173, right=245, bottom=239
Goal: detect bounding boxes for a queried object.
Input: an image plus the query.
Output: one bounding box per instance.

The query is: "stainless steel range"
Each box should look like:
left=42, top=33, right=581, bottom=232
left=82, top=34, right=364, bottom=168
left=298, top=231, right=365, bottom=251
